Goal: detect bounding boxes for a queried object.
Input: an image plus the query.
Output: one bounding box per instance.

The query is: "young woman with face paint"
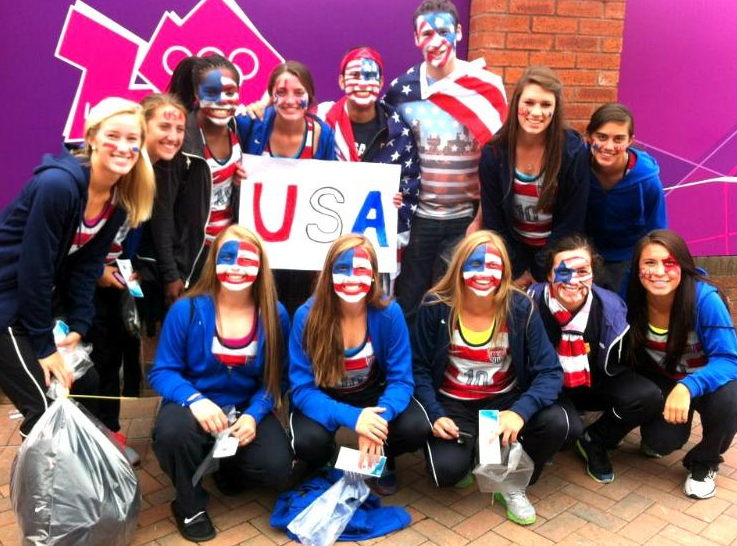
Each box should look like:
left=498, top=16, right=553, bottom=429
left=149, top=225, right=291, bottom=542
left=163, top=54, right=247, bottom=298
left=288, top=234, right=428, bottom=496
left=411, top=230, right=567, bottom=526
left=584, top=103, right=667, bottom=297
left=527, top=235, right=661, bottom=484
left=625, top=229, right=737, bottom=500
left=479, top=66, right=588, bottom=288
left=0, top=97, right=155, bottom=438
left=83, top=93, right=188, bottom=464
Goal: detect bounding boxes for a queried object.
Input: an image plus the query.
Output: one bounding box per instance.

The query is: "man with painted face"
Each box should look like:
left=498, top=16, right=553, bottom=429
left=385, top=0, right=508, bottom=324
left=528, top=235, right=661, bottom=484
left=317, top=47, right=421, bottom=282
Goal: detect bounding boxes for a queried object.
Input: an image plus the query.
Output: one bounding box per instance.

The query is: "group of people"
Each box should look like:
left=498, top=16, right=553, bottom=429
left=0, top=0, right=735, bottom=542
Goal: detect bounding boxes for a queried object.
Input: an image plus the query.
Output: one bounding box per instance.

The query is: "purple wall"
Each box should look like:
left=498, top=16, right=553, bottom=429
left=0, top=0, right=469, bottom=206
left=619, top=0, right=737, bottom=255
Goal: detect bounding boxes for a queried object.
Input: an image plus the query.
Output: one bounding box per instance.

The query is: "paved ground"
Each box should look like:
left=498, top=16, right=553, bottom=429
left=0, top=272, right=735, bottom=546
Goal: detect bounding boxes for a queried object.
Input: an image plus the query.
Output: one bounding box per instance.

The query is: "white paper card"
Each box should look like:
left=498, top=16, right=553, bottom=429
left=479, top=409, right=501, bottom=465
left=334, top=446, right=386, bottom=477
left=116, top=258, right=144, bottom=298
left=212, top=434, right=239, bottom=459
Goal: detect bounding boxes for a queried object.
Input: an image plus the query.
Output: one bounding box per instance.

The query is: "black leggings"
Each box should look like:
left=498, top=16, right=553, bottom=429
left=640, top=373, right=737, bottom=469
left=559, top=369, right=663, bottom=447
left=0, top=324, right=98, bottom=436
left=423, top=391, right=570, bottom=487
left=152, top=402, right=293, bottom=516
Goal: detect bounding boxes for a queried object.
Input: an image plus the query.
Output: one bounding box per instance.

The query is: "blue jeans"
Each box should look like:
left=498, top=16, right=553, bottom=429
left=395, top=215, right=472, bottom=324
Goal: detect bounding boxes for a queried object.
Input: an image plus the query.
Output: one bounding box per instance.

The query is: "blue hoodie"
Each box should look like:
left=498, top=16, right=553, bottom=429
left=149, top=295, right=290, bottom=423
left=289, top=298, right=413, bottom=431
left=0, top=147, right=126, bottom=358
left=679, top=281, right=737, bottom=398
left=586, top=147, right=667, bottom=262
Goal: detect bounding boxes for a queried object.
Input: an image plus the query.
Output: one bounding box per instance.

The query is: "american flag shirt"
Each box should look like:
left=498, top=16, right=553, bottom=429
left=512, top=170, right=552, bottom=247
left=204, top=130, right=242, bottom=244
left=385, top=60, right=507, bottom=220
left=68, top=188, right=117, bottom=255
left=330, top=335, right=377, bottom=393
left=645, top=325, right=707, bottom=380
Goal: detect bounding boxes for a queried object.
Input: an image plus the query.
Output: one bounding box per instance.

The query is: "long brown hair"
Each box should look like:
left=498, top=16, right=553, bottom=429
left=626, top=229, right=724, bottom=374
left=188, top=225, right=283, bottom=406
left=268, top=60, right=316, bottom=107
left=428, top=230, right=522, bottom=342
left=490, top=65, right=566, bottom=211
left=304, top=234, right=389, bottom=387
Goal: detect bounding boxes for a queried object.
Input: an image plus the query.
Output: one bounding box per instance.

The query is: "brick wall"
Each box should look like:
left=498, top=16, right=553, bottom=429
left=468, top=0, right=626, bottom=133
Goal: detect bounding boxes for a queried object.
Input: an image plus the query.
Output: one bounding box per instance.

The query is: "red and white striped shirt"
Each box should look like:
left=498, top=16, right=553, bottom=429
left=68, top=189, right=117, bottom=255
left=204, top=130, right=242, bottom=244
left=263, top=116, right=315, bottom=159
left=331, top=336, right=376, bottom=393
left=104, top=220, right=131, bottom=264
left=512, top=171, right=552, bottom=248
left=212, top=327, right=258, bottom=368
left=440, top=322, right=516, bottom=400
left=645, top=326, right=707, bottom=380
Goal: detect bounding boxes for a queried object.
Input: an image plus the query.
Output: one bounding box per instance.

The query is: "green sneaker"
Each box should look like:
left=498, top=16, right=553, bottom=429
left=494, top=490, right=536, bottom=525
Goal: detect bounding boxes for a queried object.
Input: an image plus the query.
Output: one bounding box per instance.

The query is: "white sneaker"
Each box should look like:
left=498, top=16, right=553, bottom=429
left=684, top=464, right=717, bottom=499
left=494, top=489, right=536, bottom=525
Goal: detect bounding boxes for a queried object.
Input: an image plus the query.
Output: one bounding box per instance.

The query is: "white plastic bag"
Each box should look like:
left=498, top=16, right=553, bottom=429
left=10, top=398, right=140, bottom=546
left=473, top=442, right=534, bottom=494
left=287, top=474, right=370, bottom=546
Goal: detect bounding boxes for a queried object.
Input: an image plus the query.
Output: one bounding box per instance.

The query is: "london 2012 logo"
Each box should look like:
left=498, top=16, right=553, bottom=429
left=55, top=0, right=284, bottom=141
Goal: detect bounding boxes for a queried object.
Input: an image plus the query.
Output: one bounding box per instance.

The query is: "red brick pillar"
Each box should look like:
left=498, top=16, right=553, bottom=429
left=468, top=0, right=626, bottom=132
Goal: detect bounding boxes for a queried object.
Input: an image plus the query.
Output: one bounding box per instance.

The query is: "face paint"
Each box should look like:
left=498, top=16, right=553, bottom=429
left=462, top=243, right=503, bottom=297
left=343, top=57, right=381, bottom=106
left=197, top=68, right=240, bottom=126
left=415, top=11, right=457, bottom=68
left=215, top=239, right=260, bottom=291
left=550, top=254, right=593, bottom=309
left=638, top=244, right=682, bottom=297
left=332, top=246, right=373, bottom=303
left=272, top=73, right=310, bottom=121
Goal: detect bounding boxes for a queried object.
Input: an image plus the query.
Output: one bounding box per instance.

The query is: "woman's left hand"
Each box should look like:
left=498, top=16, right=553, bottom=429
left=229, top=413, right=257, bottom=446
left=392, top=192, right=403, bottom=209
left=664, top=383, right=691, bottom=424
left=233, top=163, right=247, bottom=187
left=492, top=410, right=525, bottom=447
left=57, top=332, right=82, bottom=352
left=357, top=434, right=384, bottom=469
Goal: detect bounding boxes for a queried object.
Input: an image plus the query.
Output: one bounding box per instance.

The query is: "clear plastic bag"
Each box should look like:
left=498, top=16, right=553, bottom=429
left=47, top=320, right=95, bottom=400
left=287, top=473, right=370, bottom=546
left=473, top=441, right=535, bottom=494
left=10, top=397, right=141, bottom=545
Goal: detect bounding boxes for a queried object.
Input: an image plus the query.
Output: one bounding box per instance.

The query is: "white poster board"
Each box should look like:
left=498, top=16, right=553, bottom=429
left=239, top=154, right=400, bottom=272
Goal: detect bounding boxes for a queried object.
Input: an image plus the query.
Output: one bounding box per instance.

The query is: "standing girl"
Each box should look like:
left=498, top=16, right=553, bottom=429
left=412, top=231, right=567, bottom=526
left=480, top=66, right=588, bottom=287
left=0, top=97, right=154, bottom=437
left=150, top=225, right=292, bottom=542
left=585, top=103, right=667, bottom=296
left=289, top=234, right=428, bottom=496
left=627, top=229, right=737, bottom=499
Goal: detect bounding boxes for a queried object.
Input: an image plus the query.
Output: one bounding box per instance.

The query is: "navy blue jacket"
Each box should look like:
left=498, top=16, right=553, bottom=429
left=528, top=283, right=630, bottom=378
left=479, top=129, right=589, bottom=279
left=411, top=291, right=562, bottom=424
left=0, top=148, right=126, bottom=358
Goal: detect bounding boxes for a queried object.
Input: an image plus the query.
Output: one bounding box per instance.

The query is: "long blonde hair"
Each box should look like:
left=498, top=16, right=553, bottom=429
left=304, top=234, right=389, bottom=388
left=81, top=97, right=155, bottom=227
left=188, top=225, right=284, bottom=406
left=428, top=230, right=522, bottom=342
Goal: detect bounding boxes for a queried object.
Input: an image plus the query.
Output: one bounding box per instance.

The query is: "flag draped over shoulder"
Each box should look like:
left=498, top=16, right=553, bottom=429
left=385, top=59, right=508, bottom=147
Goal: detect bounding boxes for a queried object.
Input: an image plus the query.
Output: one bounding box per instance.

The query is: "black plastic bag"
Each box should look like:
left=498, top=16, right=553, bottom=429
left=10, top=398, right=141, bottom=545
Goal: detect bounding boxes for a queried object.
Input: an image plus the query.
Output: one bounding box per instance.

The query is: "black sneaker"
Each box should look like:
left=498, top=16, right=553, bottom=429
left=576, top=431, right=614, bottom=483
left=171, top=501, right=216, bottom=542
left=213, top=469, right=245, bottom=496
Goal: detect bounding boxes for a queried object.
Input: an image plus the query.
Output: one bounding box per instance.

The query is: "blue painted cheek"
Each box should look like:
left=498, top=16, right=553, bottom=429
left=462, top=246, right=486, bottom=274
left=360, top=60, right=381, bottom=82
left=216, top=240, right=240, bottom=266
left=332, top=248, right=355, bottom=276
left=553, top=261, right=574, bottom=284
left=427, top=12, right=457, bottom=46
left=198, top=70, right=223, bottom=103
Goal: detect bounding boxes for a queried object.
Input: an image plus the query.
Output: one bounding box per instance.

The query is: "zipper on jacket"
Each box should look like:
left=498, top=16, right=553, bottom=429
left=603, top=325, right=630, bottom=376
left=182, top=151, right=211, bottom=289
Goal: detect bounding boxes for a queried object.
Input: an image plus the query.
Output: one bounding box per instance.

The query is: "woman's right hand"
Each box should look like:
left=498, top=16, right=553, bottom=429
left=355, top=407, right=388, bottom=443
left=97, top=265, right=126, bottom=289
left=513, top=270, right=535, bottom=289
left=432, top=416, right=460, bottom=440
left=38, top=351, right=72, bottom=389
left=165, top=279, right=185, bottom=306
left=189, top=398, right=229, bottom=434
left=240, top=99, right=268, bottom=121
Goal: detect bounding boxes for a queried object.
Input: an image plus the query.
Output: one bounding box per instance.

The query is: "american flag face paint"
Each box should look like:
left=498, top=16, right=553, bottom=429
left=101, top=141, right=140, bottom=154
left=589, top=121, right=632, bottom=169
left=216, top=239, right=260, bottom=292
left=415, top=12, right=457, bottom=68
left=332, top=246, right=373, bottom=303
left=638, top=244, right=681, bottom=296
left=272, top=73, right=309, bottom=120
left=462, top=243, right=503, bottom=297
left=90, top=113, right=143, bottom=176
left=550, top=253, right=593, bottom=308
left=197, top=68, right=240, bottom=126
left=343, top=58, right=381, bottom=107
